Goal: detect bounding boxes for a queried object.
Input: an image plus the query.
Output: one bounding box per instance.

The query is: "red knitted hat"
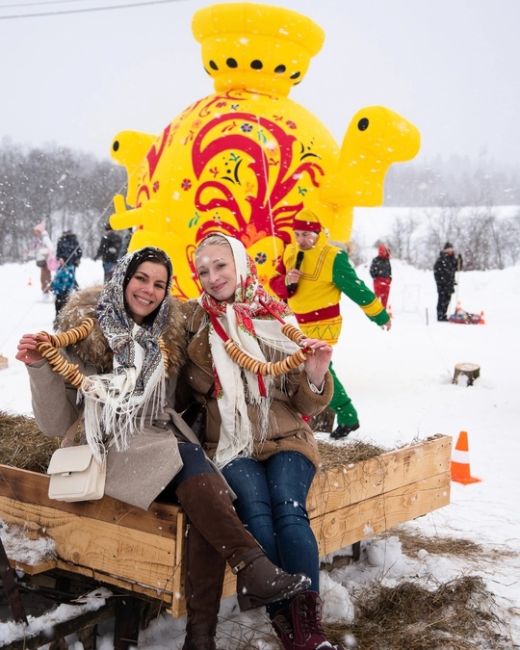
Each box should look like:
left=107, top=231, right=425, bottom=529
left=292, top=209, right=322, bottom=233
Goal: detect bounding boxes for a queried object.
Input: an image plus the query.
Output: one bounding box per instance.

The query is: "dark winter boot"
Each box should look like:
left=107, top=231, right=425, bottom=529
left=175, top=474, right=310, bottom=612
left=272, top=591, right=345, bottom=650
left=330, top=422, right=360, bottom=440
left=182, top=524, right=226, bottom=650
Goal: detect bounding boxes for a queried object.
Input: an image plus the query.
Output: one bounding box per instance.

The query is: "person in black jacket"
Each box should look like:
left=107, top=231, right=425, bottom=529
left=94, top=224, right=124, bottom=282
left=56, top=230, right=82, bottom=290
left=433, top=242, right=461, bottom=321
left=369, top=244, right=392, bottom=308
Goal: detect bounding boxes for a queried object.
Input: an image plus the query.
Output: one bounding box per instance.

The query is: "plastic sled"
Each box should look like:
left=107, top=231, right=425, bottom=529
left=448, top=306, right=485, bottom=325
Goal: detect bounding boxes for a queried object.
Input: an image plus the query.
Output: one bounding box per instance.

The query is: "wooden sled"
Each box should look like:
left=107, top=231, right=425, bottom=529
left=0, top=435, right=451, bottom=621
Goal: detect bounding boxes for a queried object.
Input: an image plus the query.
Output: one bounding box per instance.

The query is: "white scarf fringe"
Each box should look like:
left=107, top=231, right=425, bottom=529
left=82, top=342, right=166, bottom=462
left=212, top=308, right=302, bottom=468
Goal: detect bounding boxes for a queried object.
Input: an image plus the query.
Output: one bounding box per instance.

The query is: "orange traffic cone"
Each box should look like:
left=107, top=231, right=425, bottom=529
left=27, top=276, right=33, bottom=287
left=451, top=431, right=481, bottom=485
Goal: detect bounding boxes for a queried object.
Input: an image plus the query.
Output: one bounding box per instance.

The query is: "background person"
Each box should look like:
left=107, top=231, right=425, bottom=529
left=31, top=221, right=55, bottom=294
left=56, top=229, right=82, bottom=290
left=433, top=242, right=460, bottom=321
left=179, top=233, right=345, bottom=650
left=17, top=246, right=309, bottom=650
left=94, top=223, right=126, bottom=282
left=369, top=244, right=392, bottom=309
left=270, top=210, right=391, bottom=440
left=50, top=258, right=76, bottom=326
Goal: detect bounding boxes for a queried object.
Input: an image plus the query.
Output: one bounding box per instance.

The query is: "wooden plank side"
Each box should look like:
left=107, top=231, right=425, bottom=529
left=0, top=464, right=180, bottom=537
left=54, top=559, right=175, bottom=603
left=169, top=510, right=187, bottom=618
left=312, top=471, right=451, bottom=557
left=8, top=558, right=57, bottom=575
left=307, top=435, right=451, bottom=518
left=0, top=496, right=178, bottom=593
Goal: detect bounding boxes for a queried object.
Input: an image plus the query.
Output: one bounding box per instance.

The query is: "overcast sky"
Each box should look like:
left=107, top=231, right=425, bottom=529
left=1, top=0, right=519, bottom=168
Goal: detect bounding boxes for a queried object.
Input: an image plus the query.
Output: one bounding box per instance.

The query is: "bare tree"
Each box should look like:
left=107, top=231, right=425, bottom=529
left=0, top=142, right=125, bottom=263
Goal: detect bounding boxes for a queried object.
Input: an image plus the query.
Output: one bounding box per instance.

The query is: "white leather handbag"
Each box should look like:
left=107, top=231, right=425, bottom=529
left=47, top=445, right=106, bottom=502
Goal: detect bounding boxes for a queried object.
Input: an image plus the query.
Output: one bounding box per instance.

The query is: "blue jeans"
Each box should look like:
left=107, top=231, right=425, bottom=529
left=222, top=451, right=319, bottom=592
left=159, top=442, right=217, bottom=501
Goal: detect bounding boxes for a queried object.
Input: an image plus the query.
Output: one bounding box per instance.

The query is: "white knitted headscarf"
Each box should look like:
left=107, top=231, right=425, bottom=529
left=197, top=235, right=300, bottom=468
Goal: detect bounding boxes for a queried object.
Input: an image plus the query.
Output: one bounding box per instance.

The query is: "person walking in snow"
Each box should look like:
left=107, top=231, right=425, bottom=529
left=369, top=244, right=392, bottom=309
left=434, top=242, right=460, bottom=321
left=94, top=223, right=125, bottom=282
left=56, top=230, right=82, bottom=289
left=31, top=222, right=55, bottom=294
left=270, top=210, right=391, bottom=440
left=50, top=259, right=76, bottom=325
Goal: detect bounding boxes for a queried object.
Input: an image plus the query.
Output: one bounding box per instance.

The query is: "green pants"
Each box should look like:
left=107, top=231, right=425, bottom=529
left=328, top=363, right=359, bottom=427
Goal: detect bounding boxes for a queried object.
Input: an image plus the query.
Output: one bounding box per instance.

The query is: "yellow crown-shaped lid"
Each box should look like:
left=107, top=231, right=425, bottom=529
left=192, top=3, right=325, bottom=96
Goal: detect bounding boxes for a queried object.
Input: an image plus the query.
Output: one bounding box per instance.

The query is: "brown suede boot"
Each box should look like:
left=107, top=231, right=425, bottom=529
left=182, top=523, right=226, bottom=650
left=175, top=474, right=310, bottom=612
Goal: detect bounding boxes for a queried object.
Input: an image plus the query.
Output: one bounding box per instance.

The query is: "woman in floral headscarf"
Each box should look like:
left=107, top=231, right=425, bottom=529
left=17, top=246, right=310, bottom=650
left=179, top=234, right=345, bottom=650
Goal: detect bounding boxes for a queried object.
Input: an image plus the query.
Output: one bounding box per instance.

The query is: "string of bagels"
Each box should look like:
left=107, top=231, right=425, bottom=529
left=36, top=309, right=311, bottom=388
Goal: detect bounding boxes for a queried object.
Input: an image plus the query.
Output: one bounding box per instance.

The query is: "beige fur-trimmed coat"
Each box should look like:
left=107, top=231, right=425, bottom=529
left=27, top=287, right=197, bottom=510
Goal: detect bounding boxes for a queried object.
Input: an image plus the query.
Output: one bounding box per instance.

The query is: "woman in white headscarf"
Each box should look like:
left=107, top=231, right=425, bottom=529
left=179, top=234, right=344, bottom=650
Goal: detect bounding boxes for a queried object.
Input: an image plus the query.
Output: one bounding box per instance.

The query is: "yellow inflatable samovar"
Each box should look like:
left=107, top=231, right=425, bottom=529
left=109, top=2, right=420, bottom=298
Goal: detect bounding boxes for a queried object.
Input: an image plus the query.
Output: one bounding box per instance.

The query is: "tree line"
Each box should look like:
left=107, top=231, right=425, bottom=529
left=0, top=141, right=125, bottom=264
left=375, top=206, right=520, bottom=271
left=1, top=141, right=519, bottom=269
left=385, top=155, right=520, bottom=207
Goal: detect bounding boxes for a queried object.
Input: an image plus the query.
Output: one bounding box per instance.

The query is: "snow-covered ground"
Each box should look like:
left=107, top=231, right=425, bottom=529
left=0, top=213, right=519, bottom=647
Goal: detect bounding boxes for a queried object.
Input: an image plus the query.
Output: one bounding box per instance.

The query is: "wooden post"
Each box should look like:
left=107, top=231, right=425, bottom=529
left=114, top=595, right=142, bottom=650
left=0, top=536, right=27, bottom=624
left=453, top=362, right=480, bottom=386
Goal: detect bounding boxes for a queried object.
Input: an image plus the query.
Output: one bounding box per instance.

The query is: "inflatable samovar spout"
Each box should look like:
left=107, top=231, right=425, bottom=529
left=109, top=2, right=420, bottom=298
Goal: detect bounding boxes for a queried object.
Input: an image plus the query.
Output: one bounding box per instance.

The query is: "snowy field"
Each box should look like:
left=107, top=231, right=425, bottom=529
left=0, top=211, right=519, bottom=647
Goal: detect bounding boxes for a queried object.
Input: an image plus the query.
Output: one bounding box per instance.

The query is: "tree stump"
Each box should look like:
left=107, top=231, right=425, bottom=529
left=0, top=354, right=8, bottom=370
left=453, top=362, right=480, bottom=386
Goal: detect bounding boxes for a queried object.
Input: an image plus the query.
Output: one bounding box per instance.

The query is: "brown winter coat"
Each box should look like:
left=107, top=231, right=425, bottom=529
left=27, top=286, right=197, bottom=510
left=177, top=301, right=333, bottom=468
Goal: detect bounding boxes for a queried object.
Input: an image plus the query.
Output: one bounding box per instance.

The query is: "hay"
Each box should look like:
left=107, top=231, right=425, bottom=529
left=320, top=576, right=509, bottom=650
left=0, top=410, right=59, bottom=473
left=387, top=526, right=518, bottom=562
left=317, top=435, right=448, bottom=471
left=0, top=411, right=388, bottom=475
left=394, top=528, right=485, bottom=559
left=318, top=440, right=386, bottom=470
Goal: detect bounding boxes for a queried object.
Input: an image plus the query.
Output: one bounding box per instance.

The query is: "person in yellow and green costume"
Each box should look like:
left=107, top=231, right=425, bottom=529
left=270, top=210, right=391, bottom=439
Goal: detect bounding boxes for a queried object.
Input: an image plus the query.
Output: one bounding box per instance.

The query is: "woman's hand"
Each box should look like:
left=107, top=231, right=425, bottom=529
left=16, top=333, right=49, bottom=366
left=302, top=338, right=333, bottom=388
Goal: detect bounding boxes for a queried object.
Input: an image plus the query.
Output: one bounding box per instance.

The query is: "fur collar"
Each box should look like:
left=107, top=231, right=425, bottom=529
left=57, top=286, right=187, bottom=376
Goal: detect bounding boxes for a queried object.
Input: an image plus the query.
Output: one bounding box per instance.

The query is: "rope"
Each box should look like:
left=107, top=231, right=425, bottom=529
left=35, top=317, right=169, bottom=388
